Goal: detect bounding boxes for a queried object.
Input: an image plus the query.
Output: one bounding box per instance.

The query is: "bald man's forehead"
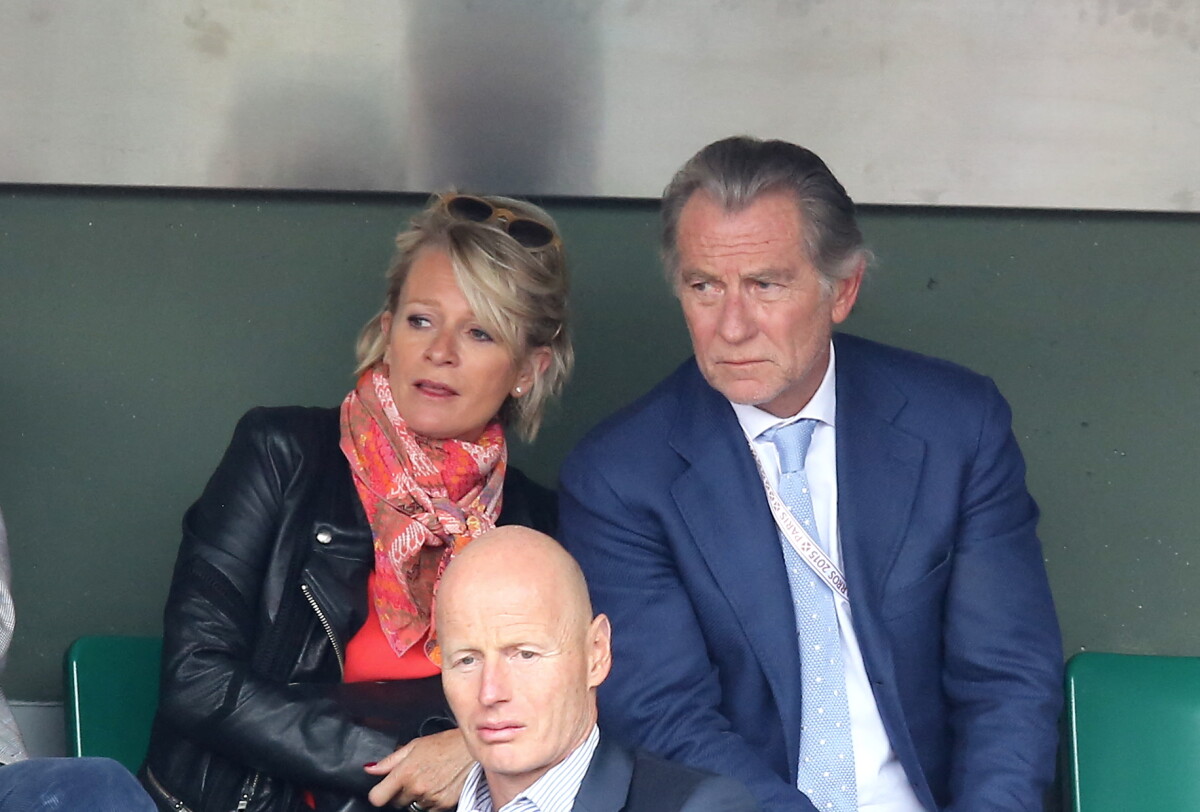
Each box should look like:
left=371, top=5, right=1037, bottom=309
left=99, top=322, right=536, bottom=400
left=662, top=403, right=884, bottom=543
left=438, top=533, right=594, bottom=621
left=440, top=565, right=589, bottom=628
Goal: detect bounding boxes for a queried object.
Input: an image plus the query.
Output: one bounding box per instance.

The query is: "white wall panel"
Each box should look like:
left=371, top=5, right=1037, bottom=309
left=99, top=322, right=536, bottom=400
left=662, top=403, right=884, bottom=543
left=2, top=0, right=1197, bottom=210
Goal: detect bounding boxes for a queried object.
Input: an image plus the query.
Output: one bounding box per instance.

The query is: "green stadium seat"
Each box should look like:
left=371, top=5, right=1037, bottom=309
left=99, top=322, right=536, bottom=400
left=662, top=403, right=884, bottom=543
left=63, top=635, right=161, bottom=772
left=1065, top=651, right=1200, bottom=811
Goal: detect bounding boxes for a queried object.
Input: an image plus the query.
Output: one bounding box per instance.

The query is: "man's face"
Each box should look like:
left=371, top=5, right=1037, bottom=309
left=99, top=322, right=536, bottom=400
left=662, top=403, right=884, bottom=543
left=674, top=190, right=862, bottom=417
left=440, top=576, right=609, bottom=803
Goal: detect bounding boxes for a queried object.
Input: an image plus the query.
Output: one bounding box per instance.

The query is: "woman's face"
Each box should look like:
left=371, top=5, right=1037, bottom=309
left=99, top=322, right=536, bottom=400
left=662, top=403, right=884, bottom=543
left=381, top=247, right=544, bottom=442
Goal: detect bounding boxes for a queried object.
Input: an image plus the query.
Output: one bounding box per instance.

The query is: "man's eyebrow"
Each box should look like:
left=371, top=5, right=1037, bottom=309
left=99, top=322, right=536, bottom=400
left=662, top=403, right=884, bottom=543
left=744, top=267, right=795, bottom=282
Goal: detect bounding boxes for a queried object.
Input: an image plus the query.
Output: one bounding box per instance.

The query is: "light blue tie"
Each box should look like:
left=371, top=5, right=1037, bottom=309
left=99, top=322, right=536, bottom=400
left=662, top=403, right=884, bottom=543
left=764, top=419, right=857, bottom=812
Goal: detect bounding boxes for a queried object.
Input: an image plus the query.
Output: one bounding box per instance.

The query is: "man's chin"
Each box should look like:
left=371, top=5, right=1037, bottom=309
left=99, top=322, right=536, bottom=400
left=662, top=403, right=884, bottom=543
left=710, top=379, right=775, bottom=407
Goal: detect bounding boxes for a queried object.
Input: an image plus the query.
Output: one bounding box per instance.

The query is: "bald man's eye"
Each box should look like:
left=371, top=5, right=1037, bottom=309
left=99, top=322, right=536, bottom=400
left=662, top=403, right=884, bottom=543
left=452, top=654, right=477, bottom=668
left=514, top=650, right=539, bottom=662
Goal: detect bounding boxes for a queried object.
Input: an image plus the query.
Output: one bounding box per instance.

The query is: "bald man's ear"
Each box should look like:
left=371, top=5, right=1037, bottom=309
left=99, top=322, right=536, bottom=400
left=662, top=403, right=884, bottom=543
left=586, top=614, right=612, bottom=689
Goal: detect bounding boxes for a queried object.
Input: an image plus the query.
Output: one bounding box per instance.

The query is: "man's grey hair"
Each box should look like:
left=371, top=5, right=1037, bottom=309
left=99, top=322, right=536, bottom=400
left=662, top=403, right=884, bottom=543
left=661, top=135, right=870, bottom=294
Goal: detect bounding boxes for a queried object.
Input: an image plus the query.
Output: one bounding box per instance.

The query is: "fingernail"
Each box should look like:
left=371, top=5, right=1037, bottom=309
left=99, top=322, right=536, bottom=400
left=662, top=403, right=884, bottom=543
left=364, top=761, right=377, bottom=768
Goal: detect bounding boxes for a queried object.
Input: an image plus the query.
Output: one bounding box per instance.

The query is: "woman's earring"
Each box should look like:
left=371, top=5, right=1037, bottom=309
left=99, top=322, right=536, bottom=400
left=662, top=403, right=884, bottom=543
left=514, top=386, right=523, bottom=396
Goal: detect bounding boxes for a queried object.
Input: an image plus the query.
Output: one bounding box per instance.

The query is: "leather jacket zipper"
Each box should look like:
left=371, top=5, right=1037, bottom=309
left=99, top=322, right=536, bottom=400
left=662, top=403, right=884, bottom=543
left=235, top=771, right=260, bottom=811
left=144, top=764, right=193, bottom=811
left=300, top=583, right=345, bottom=675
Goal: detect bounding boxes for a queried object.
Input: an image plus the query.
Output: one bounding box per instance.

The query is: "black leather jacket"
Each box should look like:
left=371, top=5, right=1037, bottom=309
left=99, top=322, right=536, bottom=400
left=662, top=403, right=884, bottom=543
left=140, top=407, right=557, bottom=812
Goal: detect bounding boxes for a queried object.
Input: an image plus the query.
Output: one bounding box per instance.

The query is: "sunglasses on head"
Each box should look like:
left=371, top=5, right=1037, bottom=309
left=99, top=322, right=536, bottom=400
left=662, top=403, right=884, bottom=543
left=437, top=194, right=560, bottom=250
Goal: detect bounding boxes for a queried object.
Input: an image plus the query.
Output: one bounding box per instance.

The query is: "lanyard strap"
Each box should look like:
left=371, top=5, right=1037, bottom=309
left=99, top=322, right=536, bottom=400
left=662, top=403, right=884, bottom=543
left=748, top=443, right=850, bottom=601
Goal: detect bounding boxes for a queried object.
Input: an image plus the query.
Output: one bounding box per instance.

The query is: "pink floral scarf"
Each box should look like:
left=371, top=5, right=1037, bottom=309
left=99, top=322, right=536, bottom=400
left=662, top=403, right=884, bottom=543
left=339, top=365, right=505, bottom=660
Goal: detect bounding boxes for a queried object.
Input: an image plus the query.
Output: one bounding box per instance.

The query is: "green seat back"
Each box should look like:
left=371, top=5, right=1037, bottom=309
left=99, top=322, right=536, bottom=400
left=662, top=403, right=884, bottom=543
left=1065, top=651, right=1200, bottom=811
left=63, top=635, right=162, bottom=772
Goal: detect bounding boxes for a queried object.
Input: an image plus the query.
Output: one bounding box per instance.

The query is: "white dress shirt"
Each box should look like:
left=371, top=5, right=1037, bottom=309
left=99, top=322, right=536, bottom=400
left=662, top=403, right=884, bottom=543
left=731, top=343, right=923, bottom=812
left=456, top=725, right=600, bottom=812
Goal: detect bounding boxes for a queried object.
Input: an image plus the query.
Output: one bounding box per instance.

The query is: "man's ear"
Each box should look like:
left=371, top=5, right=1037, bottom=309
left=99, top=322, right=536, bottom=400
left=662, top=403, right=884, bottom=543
left=831, top=256, right=865, bottom=324
left=586, top=614, right=613, bottom=688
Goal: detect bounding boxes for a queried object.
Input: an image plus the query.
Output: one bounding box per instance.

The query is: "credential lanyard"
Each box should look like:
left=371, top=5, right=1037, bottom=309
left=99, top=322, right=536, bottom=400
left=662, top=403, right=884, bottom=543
left=748, top=442, right=850, bottom=601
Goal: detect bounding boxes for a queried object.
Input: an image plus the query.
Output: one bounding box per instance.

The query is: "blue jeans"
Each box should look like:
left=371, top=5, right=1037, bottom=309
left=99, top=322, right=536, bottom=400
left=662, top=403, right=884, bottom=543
left=0, top=757, right=156, bottom=811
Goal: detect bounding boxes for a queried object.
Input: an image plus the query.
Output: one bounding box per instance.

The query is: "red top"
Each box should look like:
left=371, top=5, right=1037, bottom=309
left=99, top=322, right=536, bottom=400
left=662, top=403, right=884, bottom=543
left=344, top=571, right=440, bottom=682
left=304, top=573, right=440, bottom=809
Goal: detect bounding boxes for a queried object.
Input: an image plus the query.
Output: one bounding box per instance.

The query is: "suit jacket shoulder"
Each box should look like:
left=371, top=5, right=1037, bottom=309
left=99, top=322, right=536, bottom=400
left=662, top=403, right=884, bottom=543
left=573, top=736, right=759, bottom=812
left=561, top=358, right=729, bottom=484
left=625, top=749, right=761, bottom=812
left=569, top=359, right=699, bottom=444
left=834, top=332, right=1000, bottom=414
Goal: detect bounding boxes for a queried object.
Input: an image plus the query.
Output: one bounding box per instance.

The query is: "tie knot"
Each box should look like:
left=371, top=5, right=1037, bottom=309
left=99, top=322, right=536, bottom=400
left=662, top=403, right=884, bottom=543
left=765, top=419, right=818, bottom=475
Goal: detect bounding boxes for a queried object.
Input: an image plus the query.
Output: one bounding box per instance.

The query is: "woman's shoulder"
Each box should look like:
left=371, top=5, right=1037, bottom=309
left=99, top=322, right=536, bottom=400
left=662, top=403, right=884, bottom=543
left=499, top=466, right=558, bottom=537
left=230, top=405, right=340, bottom=447
left=217, top=406, right=343, bottom=479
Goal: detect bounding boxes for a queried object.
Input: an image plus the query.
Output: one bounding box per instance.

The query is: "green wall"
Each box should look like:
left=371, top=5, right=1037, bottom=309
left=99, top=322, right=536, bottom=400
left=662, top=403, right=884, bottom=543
left=1, top=185, right=1198, bottom=702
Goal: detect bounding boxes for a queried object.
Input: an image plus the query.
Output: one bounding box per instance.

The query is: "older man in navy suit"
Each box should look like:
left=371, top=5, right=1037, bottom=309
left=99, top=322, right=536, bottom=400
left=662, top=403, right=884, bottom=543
left=558, top=136, right=1062, bottom=811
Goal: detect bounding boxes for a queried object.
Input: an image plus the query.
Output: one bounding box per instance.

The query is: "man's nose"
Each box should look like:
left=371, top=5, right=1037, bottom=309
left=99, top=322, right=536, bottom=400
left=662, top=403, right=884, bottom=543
left=479, top=658, right=512, bottom=706
left=717, top=290, right=755, bottom=343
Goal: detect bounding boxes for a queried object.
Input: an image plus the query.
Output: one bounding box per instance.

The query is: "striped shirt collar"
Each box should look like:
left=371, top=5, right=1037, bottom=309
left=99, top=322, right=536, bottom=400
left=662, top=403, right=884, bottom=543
left=456, top=724, right=601, bottom=812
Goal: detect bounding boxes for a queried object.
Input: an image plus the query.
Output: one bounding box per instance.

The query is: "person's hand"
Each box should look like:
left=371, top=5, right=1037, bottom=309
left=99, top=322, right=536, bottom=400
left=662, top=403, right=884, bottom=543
left=364, top=728, right=473, bottom=809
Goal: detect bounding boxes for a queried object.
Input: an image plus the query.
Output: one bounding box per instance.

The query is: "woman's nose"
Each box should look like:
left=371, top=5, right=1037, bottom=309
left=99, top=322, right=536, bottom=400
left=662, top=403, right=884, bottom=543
left=424, top=329, right=459, bottom=365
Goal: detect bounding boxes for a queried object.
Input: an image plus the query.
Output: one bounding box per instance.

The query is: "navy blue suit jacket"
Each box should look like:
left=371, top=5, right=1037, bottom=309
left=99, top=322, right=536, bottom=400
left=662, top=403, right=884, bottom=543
left=559, top=333, right=1063, bottom=812
left=572, top=735, right=760, bottom=811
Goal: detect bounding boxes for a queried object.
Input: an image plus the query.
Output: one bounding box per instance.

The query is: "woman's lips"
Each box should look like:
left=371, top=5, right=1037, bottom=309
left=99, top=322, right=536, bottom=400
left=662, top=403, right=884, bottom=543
left=414, top=379, right=458, bottom=397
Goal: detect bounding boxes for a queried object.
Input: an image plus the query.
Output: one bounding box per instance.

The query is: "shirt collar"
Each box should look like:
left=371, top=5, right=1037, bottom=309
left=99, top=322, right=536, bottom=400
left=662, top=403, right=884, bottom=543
left=730, top=340, right=838, bottom=441
left=458, top=725, right=601, bottom=812
left=459, top=762, right=490, bottom=812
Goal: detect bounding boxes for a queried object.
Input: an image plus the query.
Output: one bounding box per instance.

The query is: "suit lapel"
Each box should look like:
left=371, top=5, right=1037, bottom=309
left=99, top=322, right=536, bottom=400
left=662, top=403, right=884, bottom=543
left=833, top=335, right=926, bottom=754
left=666, top=362, right=804, bottom=764
left=835, top=346, right=925, bottom=607
left=571, top=736, right=634, bottom=812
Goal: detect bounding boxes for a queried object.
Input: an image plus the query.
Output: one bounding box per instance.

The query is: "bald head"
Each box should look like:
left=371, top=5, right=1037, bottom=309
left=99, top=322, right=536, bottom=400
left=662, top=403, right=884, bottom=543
left=436, top=526, right=611, bottom=807
left=438, top=526, right=594, bottom=628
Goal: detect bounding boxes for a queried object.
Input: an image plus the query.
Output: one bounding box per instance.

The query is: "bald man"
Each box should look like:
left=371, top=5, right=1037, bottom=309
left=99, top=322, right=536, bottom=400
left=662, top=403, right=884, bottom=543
left=376, top=527, right=759, bottom=812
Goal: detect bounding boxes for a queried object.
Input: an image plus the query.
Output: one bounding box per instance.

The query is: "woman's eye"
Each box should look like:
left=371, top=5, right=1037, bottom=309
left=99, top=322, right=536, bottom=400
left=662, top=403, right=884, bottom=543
left=468, top=327, right=494, bottom=342
left=406, top=315, right=431, bottom=328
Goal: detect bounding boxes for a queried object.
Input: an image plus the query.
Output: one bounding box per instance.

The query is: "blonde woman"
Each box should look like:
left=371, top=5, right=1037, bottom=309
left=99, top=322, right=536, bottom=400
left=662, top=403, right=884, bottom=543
left=142, top=194, right=572, bottom=812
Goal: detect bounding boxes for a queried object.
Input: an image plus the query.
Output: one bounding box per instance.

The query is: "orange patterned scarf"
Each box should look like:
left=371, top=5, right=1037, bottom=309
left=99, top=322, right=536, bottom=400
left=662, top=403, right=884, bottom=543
left=339, top=365, right=506, bottom=661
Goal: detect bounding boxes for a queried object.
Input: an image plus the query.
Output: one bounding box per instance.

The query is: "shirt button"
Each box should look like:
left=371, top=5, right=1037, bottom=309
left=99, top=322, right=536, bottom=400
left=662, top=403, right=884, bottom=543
left=316, top=529, right=333, bottom=544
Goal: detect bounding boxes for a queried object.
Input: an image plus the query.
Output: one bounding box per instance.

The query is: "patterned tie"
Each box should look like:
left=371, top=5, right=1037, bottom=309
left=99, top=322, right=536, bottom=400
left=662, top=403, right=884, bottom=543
left=764, top=419, right=857, bottom=812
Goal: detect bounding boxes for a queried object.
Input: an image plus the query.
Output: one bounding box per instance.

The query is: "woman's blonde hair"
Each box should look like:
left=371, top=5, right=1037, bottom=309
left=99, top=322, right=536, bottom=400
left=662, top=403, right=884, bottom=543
left=355, top=193, right=573, bottom=441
